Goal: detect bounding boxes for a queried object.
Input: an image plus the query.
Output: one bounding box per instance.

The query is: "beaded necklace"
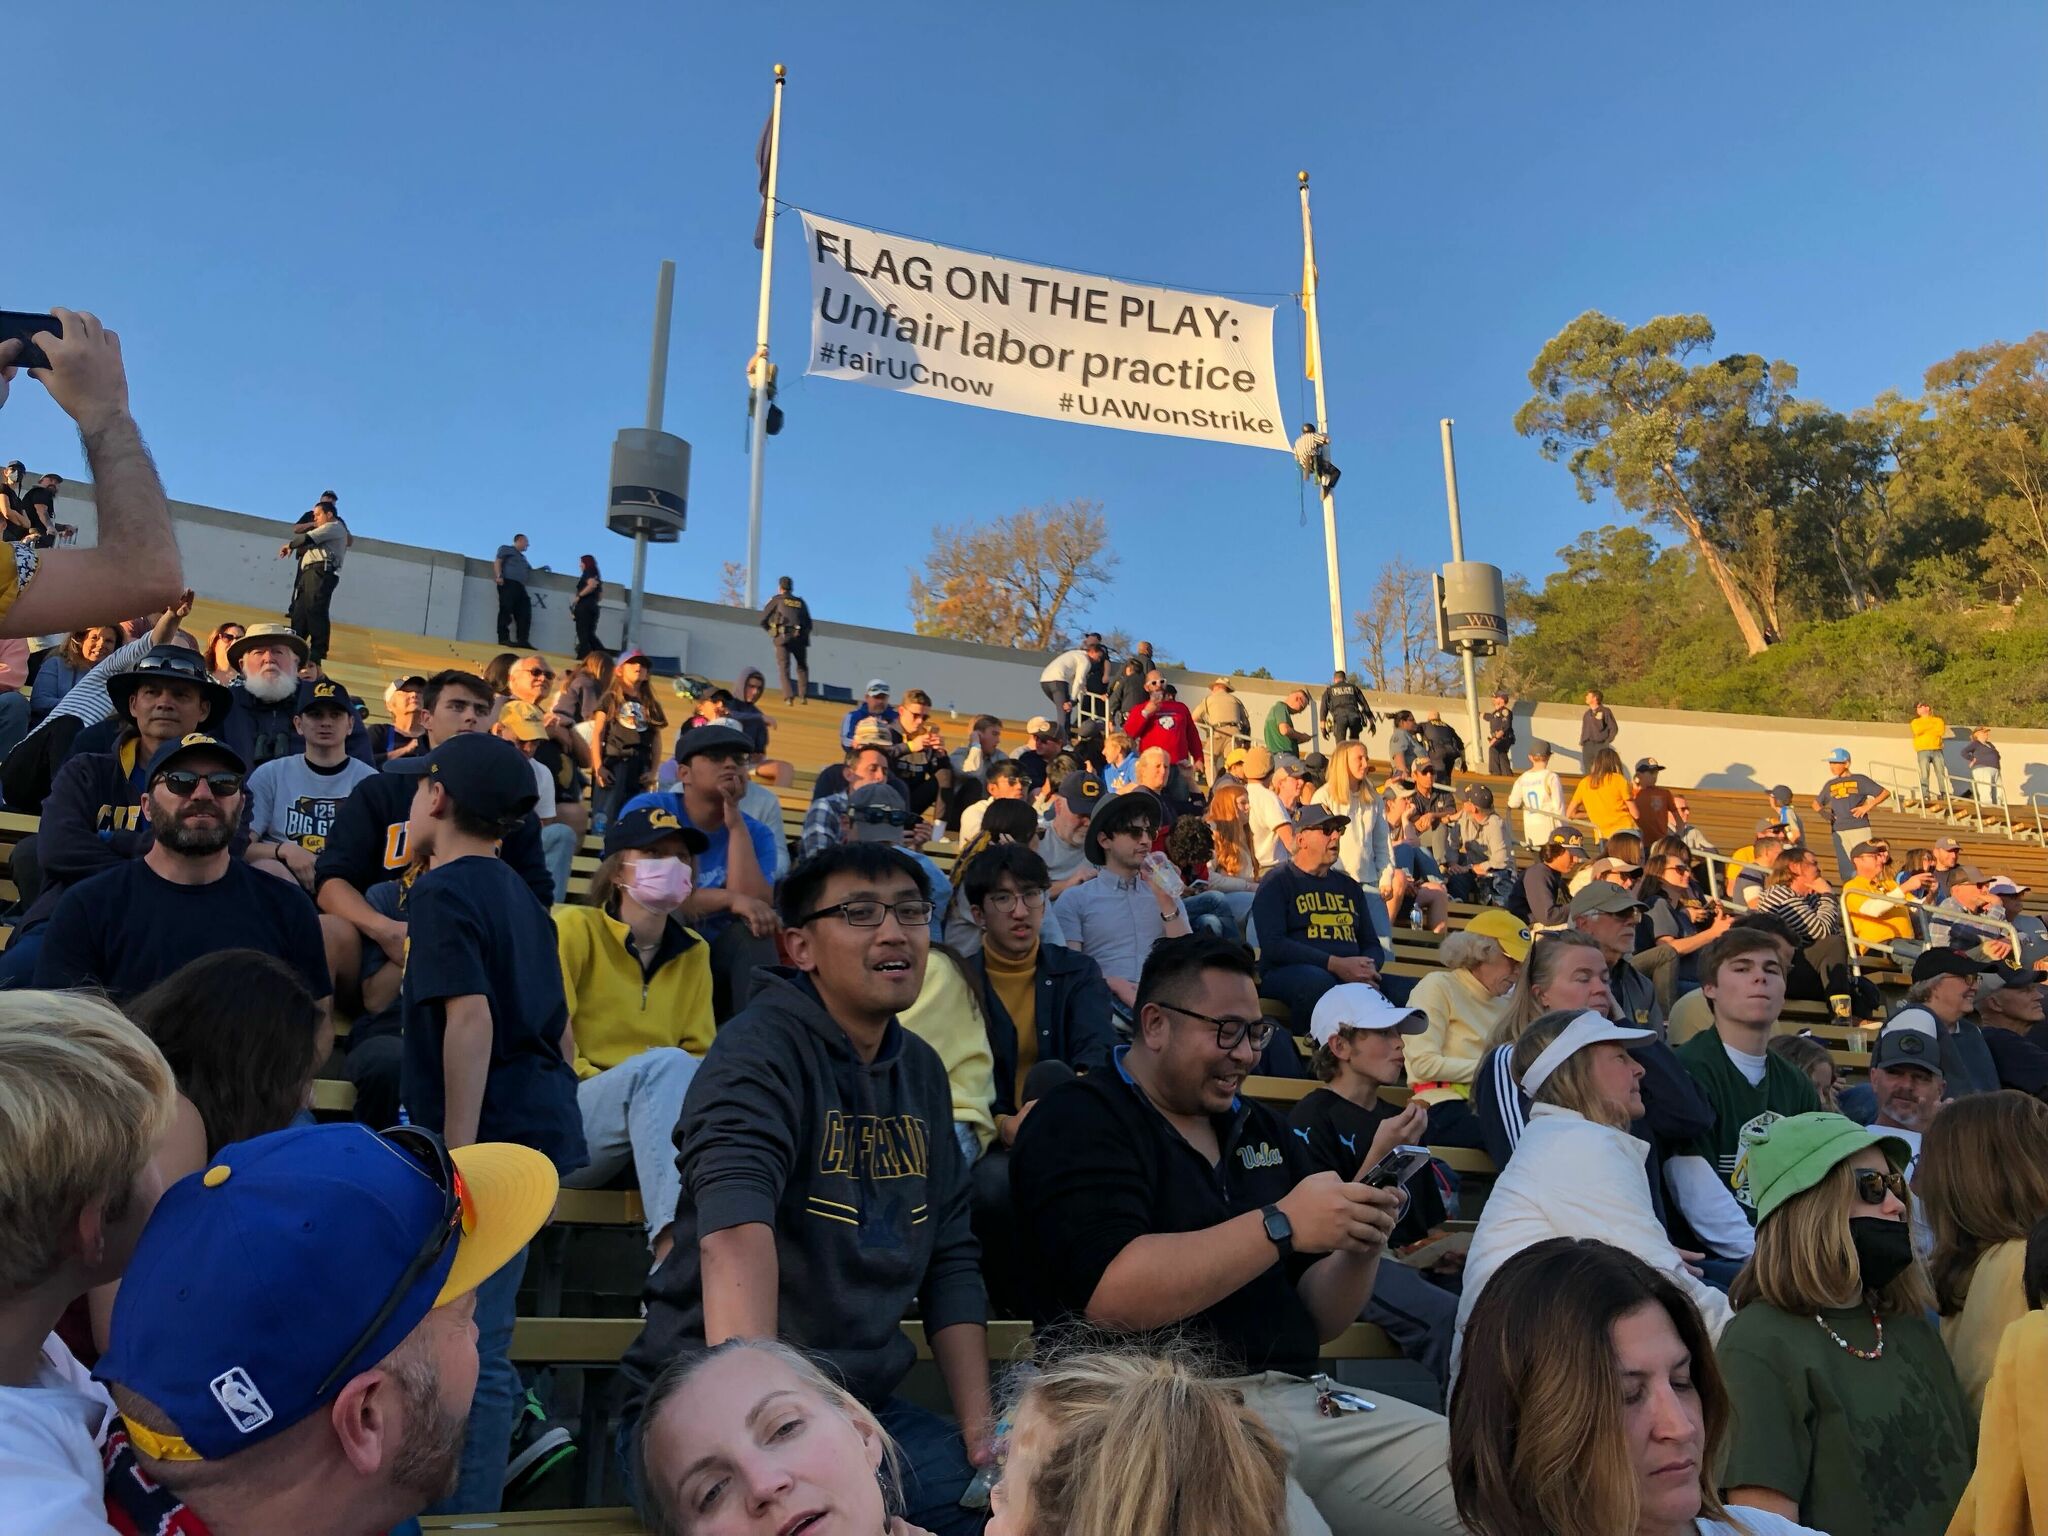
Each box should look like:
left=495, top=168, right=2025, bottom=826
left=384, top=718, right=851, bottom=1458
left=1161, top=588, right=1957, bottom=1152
left=1813, top=1309, right=1884, bottom=1360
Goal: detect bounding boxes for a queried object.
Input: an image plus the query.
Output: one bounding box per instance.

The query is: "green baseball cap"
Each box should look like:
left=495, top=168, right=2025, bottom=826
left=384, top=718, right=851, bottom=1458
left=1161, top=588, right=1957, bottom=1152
left=1738, top=1111, right=1911, bottom=1225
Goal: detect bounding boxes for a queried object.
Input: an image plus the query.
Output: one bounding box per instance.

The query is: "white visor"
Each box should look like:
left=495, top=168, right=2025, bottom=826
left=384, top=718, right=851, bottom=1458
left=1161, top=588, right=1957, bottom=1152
left=1519, top=1011, right=1653, bottom=1097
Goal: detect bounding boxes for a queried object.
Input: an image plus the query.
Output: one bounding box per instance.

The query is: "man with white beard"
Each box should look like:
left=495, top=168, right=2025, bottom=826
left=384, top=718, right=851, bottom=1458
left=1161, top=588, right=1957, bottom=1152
left=220, top=622, right=372, bottom=769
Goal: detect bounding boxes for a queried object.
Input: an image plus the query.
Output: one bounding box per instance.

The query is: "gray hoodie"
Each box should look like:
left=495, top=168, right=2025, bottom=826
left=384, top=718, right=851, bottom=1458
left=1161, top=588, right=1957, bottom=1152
left=620, top=967, right=985, bottom=1415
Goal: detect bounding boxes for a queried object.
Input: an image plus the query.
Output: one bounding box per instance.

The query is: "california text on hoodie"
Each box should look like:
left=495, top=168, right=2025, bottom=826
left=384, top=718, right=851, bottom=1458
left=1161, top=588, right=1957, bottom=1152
left=619, top=968, right=986, bottom=1419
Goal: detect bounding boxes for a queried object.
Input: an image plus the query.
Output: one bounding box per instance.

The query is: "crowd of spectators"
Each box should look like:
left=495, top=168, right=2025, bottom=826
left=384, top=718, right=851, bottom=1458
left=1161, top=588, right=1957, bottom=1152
left=10, top=314, right=2048, bottom=1535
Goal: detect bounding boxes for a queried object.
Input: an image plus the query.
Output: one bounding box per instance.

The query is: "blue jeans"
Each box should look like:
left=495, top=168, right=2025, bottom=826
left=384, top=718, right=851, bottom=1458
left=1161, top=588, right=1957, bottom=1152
left=1916, top=748, right=1948, bottom=799
left=873, top=1395, right=980, bottom=1536
left=541, top=820, right=577, bottom=905
left=1185, top=889, right=1253, bottom=939
left=1259, top=964, right=1338, bottom=1033
left=562, top=1049, right=699, bottom=1248
left=0, top=927, right=43, bottom=989
left=428, top=1244, right=528, bottom=1516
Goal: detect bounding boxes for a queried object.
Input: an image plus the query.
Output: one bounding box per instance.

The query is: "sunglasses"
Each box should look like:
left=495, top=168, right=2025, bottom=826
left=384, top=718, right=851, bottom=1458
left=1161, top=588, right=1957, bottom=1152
left=153, top=770, right=244, bottom=799
left=1853, top=1167, right=1908, bottom=1207
left=313, top=1126, right=469, bottom=1396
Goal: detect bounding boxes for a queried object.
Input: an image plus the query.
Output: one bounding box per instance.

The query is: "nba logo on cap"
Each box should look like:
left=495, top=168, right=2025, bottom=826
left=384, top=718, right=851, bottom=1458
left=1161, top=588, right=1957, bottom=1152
left=211, top=1367, right=274, bottom=1435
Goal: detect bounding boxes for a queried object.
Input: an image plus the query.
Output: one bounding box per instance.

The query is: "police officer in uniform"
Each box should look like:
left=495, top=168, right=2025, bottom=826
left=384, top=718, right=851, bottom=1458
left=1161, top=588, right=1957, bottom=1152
left=1484, top=692, right=1517, bottom=775
left=759, top=574, right=812, bottom=706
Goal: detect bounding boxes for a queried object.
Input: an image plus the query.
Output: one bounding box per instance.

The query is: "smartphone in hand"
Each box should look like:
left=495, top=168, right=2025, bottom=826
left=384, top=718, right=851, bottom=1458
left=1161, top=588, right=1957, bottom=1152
left=1357, top=1144, right=1433, bottom=1189
left=0, top=312, right=61, bottom=372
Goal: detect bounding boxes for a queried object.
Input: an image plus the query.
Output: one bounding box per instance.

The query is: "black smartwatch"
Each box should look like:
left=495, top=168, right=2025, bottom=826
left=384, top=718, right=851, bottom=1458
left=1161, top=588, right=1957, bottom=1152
left=1260, top=1203, right=1294, bottom=1259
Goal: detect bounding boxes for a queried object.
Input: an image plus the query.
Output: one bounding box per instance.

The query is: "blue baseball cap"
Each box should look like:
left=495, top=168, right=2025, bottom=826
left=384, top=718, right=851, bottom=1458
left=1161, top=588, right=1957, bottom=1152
left=144, top=731, right=249, bottom=783
left=1826, top=748, right=1851, bottom=763
left=98, top=1125, right=557, bottom=1462
left=605, top=802, right=709, bottom=858
left=385, top=730, right=538, bottom=823
left=294, top=677, right=357, bottom=715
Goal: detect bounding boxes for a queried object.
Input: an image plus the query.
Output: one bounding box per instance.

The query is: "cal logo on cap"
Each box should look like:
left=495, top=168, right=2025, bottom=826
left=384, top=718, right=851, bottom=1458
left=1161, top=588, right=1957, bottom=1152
left=1082, top=780, right=1100, bottom=798
left=181, top=732, right=213, bottom=747
left=648, top=809, right=681, bottom=831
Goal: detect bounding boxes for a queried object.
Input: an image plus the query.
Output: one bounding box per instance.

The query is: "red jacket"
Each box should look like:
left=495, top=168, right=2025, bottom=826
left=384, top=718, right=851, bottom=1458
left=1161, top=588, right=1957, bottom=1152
left=1124, top=699, right=1199, bottom=764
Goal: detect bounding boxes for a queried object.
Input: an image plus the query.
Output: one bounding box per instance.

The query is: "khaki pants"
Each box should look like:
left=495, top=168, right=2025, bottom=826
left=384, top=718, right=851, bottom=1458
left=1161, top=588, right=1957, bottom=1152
left=1226, top=1371, right=1463, bottom=1536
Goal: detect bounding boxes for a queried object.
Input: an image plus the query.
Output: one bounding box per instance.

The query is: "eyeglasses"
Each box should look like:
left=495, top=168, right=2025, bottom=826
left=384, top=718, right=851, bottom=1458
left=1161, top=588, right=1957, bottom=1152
left=1110, top=822, right=1157, bottom=842
left=520, top=666, right=555, bottom=681
left=1853, top=1167, right=1909, bottom=1207
left=798, top=898, right=935, bottom=929
left=1156, top=1000, right=1276, bottom=1053
left=314, top=1126, right=468, bottom=1397
left=153, top=770, right=244, bottom=799
left=981, top=888, right=1048, bottom=914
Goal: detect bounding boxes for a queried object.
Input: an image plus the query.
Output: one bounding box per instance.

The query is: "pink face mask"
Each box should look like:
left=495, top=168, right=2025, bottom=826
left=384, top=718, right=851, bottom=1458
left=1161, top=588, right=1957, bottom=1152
left=623, top=856, right=694, bottom=913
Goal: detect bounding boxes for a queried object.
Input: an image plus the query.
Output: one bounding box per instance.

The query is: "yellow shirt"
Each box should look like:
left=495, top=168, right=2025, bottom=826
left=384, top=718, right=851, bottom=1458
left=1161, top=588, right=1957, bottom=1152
left=552, top=904, right=716, bottom=1077
left=1944, top=1307, right=2048, bottom=1536
left=1911, top=714, right=1949, bottom=752
left=982, top=943, right=1039, bottom=1101
left=900, top=951, right=997, bottom=1151
left=1941, top=1239, right=2029, bottom=1420
left=1844, top=875, right=1916, bottom=947
left=1406, top=966, right=1510, bottom=1103
left=1573, top=774, right=1636, bottom=838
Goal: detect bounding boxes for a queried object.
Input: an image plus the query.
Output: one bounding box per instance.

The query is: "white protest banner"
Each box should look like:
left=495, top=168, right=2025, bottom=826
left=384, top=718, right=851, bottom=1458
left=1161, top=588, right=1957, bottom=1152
left=798, top=210, right=1291, bottom=453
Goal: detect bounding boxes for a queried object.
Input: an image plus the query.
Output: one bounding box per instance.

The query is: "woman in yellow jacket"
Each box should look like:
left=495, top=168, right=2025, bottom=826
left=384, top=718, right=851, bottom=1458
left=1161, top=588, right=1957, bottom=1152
left=553, top=804, right=717, bottom=1266
left=1406, top=909, right=1528, bottom=1145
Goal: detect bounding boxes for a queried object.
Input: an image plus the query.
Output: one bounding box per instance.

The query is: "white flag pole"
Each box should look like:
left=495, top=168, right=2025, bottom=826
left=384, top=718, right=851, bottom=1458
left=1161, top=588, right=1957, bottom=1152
left=1298, top=170, right=1347, bottom=676
left=744, top=63, right=786, bottom=609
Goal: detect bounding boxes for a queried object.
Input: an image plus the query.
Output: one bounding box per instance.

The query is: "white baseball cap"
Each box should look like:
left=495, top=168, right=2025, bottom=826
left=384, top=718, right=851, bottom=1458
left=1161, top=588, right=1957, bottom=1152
left=1308, top=984, right=1427, bottom=1046
left=1519, top=1011, right=1653, bottom=1096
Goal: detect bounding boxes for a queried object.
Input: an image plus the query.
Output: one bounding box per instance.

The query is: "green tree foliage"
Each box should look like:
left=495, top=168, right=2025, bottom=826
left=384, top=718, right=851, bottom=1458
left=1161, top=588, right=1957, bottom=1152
left=1509, top=318, right=2048, bottom=725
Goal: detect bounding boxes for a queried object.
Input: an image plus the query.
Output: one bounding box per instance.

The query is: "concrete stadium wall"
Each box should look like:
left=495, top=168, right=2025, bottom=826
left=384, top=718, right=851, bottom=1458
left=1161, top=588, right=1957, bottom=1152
left=51, top=485, right=2048, bottom=803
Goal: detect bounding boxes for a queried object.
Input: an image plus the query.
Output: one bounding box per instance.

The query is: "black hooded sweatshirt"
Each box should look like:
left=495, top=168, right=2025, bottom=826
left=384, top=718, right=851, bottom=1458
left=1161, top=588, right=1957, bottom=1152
left=620, top=968, right=986, bottom=1419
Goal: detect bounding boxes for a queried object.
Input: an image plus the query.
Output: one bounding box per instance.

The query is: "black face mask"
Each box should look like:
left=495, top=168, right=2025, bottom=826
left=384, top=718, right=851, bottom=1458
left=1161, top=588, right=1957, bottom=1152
left=1849, top=1216, right=1914, bottom=1293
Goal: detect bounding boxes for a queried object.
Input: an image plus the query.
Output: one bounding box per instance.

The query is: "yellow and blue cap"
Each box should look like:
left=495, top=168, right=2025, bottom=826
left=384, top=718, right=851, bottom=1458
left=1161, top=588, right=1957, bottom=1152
left=96, top=1124, right=556, bottom=1462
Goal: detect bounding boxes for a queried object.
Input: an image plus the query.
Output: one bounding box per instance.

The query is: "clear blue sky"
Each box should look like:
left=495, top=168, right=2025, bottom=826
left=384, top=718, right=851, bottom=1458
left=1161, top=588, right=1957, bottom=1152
left=9, top=4, right=2043, bottom=676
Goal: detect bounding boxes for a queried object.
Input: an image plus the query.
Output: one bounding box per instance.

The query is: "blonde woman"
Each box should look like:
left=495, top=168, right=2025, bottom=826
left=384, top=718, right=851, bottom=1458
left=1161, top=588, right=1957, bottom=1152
left=1311, top=739, right=1395, bottom=940
left=1456, top=1009, right=1733, bottom=1380
left=1919, top=1090, right=2048, bottom=1415
left=1452, top=1237, right=1824, bottom=1536
left=1717, top=1113, right=1972, bottom=1534
left=988, top=1344, right=1288, bottom=1536
left=1471, top=932, right=1613, bottom=1167
left=1566, top=747, right=1638, bottom=841
left=1408, top=910, right=1528, bottom=1146
left=633, top=1337, right=933, bottom=1536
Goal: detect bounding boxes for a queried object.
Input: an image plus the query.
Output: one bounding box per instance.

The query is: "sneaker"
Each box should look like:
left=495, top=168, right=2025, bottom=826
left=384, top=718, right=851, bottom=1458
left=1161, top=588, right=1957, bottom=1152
left=504, top=1385, right=576, bottom=1496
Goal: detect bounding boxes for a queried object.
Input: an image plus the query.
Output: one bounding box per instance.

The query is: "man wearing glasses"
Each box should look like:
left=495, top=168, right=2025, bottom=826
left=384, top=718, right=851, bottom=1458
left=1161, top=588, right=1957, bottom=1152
left=1011, top=932, right=1463, bottom=1535
left=622, top=843, right=993, bottom=1536
left=34, top=733, right=331, bottom=1007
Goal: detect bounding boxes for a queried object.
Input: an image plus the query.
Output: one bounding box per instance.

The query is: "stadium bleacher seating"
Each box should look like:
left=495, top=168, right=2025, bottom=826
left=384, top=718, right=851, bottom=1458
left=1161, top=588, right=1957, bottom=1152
left=72, top=600, right=2037, bottom=1528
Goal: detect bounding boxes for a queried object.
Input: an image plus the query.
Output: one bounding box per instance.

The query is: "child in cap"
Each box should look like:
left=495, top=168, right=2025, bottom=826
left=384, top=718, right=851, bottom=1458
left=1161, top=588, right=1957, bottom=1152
left=1716, top=1111, right=1973, bottom=1536
left=389, top=732, right=586, bottom=1513
left=95, top=1123, right=559, bottom=1536
left=1286, top=984, right=1460, bottom=1385
left=0, top=992, right=176, bottom=1536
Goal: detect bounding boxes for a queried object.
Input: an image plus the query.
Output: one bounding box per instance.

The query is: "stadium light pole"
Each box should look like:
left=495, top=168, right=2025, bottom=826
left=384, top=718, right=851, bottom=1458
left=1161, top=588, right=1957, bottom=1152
left=1439, top=418, right=1485, bottom=756
left=624, top=259, right=675, bottom=649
